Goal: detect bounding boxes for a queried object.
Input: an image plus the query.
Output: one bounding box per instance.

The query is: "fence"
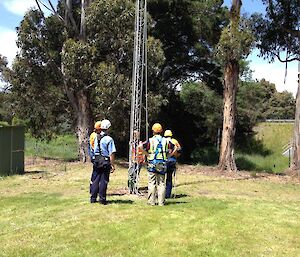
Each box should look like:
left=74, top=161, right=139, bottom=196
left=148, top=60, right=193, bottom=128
left=0, top=126, right=24, bottom=176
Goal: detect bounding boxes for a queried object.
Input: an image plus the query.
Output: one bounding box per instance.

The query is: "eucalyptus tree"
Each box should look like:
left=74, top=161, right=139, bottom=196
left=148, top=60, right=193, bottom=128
left=215, top=0, right=254, bottom=172
left=7, top=0, right=164, bottom=161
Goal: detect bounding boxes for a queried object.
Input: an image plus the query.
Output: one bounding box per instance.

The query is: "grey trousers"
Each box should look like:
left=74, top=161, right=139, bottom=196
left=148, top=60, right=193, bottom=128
left=148, top=172, right=166, bottom=206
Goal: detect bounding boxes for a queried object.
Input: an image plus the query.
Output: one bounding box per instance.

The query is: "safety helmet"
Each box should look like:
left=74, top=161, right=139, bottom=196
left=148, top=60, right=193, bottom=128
left=152, top=123, right=163, bottom=133
left=101, top=119, right=111, bottom=130
left=164, top=130, right=173, bottom=137
left=94, top=121, right=101, bottom=130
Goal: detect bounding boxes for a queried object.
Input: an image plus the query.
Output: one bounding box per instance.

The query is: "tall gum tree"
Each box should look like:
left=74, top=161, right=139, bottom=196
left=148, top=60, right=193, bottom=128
left=6, top=0, right=165, bottom=160
left=215, top=0, right=253, bottom=172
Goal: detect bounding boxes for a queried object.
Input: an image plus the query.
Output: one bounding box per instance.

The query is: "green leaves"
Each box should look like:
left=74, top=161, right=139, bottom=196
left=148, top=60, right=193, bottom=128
left=253, top=0, right=300, bottom=63
left=215, top=17, right=254, bottom=64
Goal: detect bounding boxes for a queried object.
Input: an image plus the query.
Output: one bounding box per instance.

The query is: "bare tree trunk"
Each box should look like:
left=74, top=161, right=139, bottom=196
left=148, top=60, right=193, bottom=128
left=75, top=90, right=93, bottom=162
left=291, top=62, right=300, bottom=170
left=80, top=0, right=92, bottom=40
left=218, top=61, right=239, bottom=172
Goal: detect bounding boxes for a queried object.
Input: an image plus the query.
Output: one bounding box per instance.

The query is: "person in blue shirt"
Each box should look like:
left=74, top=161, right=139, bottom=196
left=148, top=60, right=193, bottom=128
left=90, top=119, right=116, bottom=204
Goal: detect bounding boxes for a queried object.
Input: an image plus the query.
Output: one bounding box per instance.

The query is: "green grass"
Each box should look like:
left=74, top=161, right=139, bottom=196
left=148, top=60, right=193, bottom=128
left=25, top=134, right=78, bottom=161
left=236, top=123, right=293, bottom=173
left=0, top=163, right=300, bottom=257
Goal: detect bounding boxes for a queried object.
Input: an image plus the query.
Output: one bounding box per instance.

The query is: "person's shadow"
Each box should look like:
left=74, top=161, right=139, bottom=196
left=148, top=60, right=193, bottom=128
left=107, top=199, right=134, bottom=204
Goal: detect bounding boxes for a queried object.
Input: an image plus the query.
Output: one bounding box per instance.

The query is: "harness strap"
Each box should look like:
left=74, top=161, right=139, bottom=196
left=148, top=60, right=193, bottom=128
left=153, top=138, right=166, bottom=161
left=97, top=134, right=110, bottom=157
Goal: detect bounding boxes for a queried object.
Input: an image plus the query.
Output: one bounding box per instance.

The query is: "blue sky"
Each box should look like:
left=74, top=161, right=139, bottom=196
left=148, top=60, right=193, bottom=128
left=0, top=0, right=298, bottom=95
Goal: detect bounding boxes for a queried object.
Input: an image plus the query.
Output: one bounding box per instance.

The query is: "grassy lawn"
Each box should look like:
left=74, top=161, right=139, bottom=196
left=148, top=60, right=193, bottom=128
left=236, top=123, right=293, bottom=173
left=25, top=134, right=78, bottom=161
left=0, top=161, right=300, bottom=257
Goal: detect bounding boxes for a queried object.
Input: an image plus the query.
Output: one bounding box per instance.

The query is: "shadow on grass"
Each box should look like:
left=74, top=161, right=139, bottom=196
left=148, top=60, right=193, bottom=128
left=173, top=193, right=188, bottom=199
left=235, top=157, right=258, bottom=171
left=236, top=156, right=274, bottom=173
left=108, top=192, right=127, bottom=196
left=165, top=201, right=188, bottom=205
left=236, top=134, right=272, bottom=156
left=177, top=175, right=265, bottom=188
left=24, top=170, right=47, bottom=175
left=107, top=199, right=134, bottom=204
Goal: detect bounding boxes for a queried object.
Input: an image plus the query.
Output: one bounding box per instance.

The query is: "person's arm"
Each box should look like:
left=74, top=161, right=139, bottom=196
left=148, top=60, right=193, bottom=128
left=108, top=138, right=117, bottom=173
left=138, top=141, right=149, bottom=157
left=168, top=142, right=178, bottom=158
left=110, top=153, right=115, bottom=173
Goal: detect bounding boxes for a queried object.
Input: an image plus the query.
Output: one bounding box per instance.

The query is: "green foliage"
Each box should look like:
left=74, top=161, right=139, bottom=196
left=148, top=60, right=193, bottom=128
left=85, top=0, right=165, bottom=148
left=7, top=9, right=68, bottom=140
left=11, top=117, right=27, bottom=127
left=252, top=0, right=300, bottom=62
left=148, top=0, right=227, bottom=88
left=265, top=91, right=295, bottom=119
left=215, top=16, right=254, bottom=64
left=0, top=121, right=9, bottom=127
left=191, top=146, right=219, bottom=165
left=62, top=39, right=95, bottom=90
left=181, top=82, right=222, bottom=142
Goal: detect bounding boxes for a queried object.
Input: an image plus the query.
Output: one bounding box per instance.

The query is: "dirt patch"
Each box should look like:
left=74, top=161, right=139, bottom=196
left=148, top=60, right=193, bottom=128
left=177, top=164, right=300, bottom=184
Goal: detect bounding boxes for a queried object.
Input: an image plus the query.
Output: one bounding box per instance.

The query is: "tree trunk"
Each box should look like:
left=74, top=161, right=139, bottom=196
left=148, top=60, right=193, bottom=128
left=62, top=0, right=93, bottom=162
left=218, top=61, right=239, bottom=172
left=75, top=90, right=93, bottom=162
left=291, top=62, right=300, bottom=170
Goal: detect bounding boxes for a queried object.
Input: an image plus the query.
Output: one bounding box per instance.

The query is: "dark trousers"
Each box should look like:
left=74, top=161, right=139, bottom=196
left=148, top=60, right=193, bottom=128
left=90, top=164, right=110, bottom=203
left=165, top=160, right=176, bottom=198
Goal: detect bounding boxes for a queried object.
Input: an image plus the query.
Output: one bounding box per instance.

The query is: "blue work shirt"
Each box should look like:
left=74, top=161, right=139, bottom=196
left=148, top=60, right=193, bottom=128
left=92, top=132, right=116, bottom=158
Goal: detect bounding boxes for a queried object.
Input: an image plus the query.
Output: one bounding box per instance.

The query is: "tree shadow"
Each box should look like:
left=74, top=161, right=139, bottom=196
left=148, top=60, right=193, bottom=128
left=236, top=134, right=272, bottom=156
left=235, top=157, right=258, bottom=171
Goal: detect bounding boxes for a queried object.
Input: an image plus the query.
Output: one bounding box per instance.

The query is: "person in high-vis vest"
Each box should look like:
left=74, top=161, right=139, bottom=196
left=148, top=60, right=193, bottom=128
left=139, top=123, right=177, bottom=206
left=164, top=130, right=182, bottom=198
left=128, top=130, right=145, bottom=194
left=89, top=121, right=102, bottom=202
left=90, top=119, right=116, bottom=204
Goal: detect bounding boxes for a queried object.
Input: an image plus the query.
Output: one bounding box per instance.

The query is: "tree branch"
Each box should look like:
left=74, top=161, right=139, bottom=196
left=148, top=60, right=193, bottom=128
left=64, top=0, right=79, bottom=35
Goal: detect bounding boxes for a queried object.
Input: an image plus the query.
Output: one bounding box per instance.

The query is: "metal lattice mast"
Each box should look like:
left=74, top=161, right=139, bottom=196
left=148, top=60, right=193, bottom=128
left=128, top=0, right=148, bottom=194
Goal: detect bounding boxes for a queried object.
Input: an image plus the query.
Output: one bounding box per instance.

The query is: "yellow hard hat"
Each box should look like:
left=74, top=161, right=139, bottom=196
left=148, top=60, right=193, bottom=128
left=152, top=123, right=163, bottom=133
left=94, top=121, right=101, bottom=130
left=164, top=130, right=173, bottom=137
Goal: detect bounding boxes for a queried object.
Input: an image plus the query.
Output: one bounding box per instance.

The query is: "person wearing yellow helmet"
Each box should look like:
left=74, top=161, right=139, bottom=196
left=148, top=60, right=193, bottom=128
left=138, top=123, right=177, bottom=206
left=164, top=129, right=182, bottom=198
left=89, top=121, right=102, bottom=203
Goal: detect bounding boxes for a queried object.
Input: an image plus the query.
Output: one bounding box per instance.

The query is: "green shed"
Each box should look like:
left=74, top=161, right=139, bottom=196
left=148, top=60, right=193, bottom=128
left=0, top=126, right=24, bottom=176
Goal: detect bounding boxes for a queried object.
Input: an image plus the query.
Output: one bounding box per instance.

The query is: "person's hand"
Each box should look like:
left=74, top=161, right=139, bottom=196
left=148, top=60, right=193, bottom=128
left=111, top=164, right=115, bottom=173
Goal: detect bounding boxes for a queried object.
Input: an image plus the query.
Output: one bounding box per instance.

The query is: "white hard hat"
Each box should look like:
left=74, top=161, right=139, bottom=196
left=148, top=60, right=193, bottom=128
left=101, top=119, right=111, bottom=130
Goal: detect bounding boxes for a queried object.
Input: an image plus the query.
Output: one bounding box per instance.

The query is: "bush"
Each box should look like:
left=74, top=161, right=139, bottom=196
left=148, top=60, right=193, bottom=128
left=0, top=121, right=9, bottom=127
left=191, top=146, right=219, bottom=165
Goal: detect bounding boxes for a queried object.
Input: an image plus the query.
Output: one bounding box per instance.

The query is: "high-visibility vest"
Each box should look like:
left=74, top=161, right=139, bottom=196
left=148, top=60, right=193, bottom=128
left=132, top=143, right=145, bottom=164
left=148, top=135, right=168, bottom=161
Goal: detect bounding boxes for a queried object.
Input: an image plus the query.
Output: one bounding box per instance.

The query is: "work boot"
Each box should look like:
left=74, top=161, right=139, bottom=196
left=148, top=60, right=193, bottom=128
left=90, top=198, right=97, bottom=203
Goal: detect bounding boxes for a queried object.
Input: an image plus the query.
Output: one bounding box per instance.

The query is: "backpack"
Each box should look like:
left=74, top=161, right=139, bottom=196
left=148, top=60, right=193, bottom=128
left=94, top=134, right=111, bottom=169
